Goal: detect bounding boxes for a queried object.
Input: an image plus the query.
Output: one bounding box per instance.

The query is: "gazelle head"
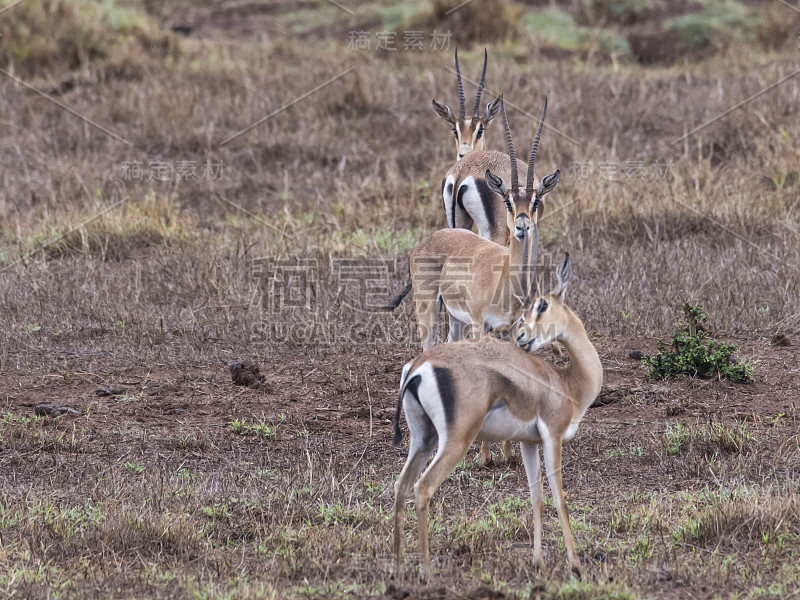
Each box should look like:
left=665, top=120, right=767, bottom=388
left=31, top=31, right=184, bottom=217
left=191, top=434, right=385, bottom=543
left=432, top=49, right=502, bottom=160
left=516, top=253, right=572, bottom=353
left=485, top=96, right=561, bottom=297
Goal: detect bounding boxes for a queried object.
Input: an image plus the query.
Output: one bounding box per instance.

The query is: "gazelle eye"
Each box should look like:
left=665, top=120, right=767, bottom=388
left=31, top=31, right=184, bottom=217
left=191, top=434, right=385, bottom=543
left=536, top=299, right=548, bottom=314
left=475, top=127, right=483, bottom=140
left=452, top=128, right=458, bottom=138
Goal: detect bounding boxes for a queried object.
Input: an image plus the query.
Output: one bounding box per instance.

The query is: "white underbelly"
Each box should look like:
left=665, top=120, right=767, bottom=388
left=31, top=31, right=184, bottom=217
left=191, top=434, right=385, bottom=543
left=477, top=406, right=541, bottom=443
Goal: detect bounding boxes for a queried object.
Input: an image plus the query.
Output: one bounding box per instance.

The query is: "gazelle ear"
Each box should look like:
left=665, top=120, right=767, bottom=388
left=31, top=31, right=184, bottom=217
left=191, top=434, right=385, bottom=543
left=531, top=170, right=561, bottom=214
left=485, top=170, right=508, bottom=199
left=537, top=170, right=561, bottom=197
left=432, top=99, right=457, bottom=124
left=483, top=97, right=502, bottom=124
left=553, top=252, right=571, bottom=300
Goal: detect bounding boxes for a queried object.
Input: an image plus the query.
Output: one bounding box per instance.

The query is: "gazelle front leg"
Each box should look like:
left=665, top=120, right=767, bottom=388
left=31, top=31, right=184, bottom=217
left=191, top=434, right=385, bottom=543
left=520, top=442, right=545, bottom=571
left=541, top=428, right=581, bottom=577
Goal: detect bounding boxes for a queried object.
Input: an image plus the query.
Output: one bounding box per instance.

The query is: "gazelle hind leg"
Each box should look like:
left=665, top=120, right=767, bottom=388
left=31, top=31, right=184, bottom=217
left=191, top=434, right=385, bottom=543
left=542, top=429, right=581, bottom=577
left=393, top=402, right=437, bottom=577
left=416, top=295, right=442, bottom=351
left=520, top=442, right=544, bottom=571
left=414, top=436, right=473, bottom=580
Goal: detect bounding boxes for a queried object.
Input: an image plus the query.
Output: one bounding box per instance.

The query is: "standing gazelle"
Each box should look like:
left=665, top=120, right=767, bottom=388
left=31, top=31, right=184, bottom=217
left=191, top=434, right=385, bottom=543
left=433, top=48, right=502, bottom=162
left=387, top=97, right=559, bottom=463
left=392, top=253, right=602, bottom=579
left=387, top=97, right=560, bottom=351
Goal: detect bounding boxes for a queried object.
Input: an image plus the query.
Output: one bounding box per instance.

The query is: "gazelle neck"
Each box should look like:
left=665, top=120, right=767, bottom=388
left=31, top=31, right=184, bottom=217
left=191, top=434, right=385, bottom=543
left=504, top=231, right=535, bottom=300
left=558, top=313, right=603, bottom=421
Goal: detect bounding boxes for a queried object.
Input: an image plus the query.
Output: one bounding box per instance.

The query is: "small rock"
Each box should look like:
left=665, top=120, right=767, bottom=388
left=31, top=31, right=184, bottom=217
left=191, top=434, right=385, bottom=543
left=771, top=332, right=791, bottom=347
left=35, top=404, right=80, bottom=417
left=592, top=389, right=624, bottom=407
left=229, top=361, right=266, bottom=389
left=96, top=385, right=125, bottom=397
left=665, top=402, right=685, bottom=416
left=629, top=350, right=649, bottom=360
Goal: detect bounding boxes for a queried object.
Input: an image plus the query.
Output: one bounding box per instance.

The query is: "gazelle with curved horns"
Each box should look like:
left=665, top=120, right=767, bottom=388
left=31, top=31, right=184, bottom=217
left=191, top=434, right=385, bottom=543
left=432, top=48, right=503, bottom=162
left=387, top=96, right=560, bottom=351
left=388, top=97, right=559, bottom=463
left=392, top=253, right=603, bottom=579
left=440, top=96, right=553, bottom=246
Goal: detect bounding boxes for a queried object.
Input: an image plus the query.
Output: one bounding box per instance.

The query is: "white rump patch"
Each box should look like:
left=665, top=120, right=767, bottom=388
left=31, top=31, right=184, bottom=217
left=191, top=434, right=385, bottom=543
left=458, top=176, right=492, bottom=240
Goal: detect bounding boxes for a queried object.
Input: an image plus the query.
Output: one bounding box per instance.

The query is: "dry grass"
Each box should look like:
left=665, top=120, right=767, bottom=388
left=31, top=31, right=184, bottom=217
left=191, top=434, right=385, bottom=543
left=1, top=1, right=800, bottom=598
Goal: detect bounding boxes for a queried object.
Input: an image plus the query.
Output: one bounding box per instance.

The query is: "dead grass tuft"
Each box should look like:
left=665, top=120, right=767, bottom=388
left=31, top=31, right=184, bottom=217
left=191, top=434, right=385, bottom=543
left=424, top=0, right=525, bottom=45
left=0, top=0, right=178, bottom=79
left=673, top=493, right=800, bottom=549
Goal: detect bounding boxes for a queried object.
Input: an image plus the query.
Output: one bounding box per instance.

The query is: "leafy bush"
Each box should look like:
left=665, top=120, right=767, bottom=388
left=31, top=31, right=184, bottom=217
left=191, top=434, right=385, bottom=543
left=643, top=303, right=754, bottom=383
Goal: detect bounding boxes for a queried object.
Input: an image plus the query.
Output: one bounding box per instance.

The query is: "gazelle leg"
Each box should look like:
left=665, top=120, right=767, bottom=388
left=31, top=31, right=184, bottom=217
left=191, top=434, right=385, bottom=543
left=479, top=441, right=492, bottom=463
left=520, top=442, right=544, bottom=571
left=393, top=418, right=436, bottom=578
left=416, top=295, right=442, bottom=351
left=446, top=314, right=467, bottom=343
left=414, top=437, right=472, bottom=580
left=502, top=440, right=514, bottom=459
left=542, top=434, right=581, bottom=577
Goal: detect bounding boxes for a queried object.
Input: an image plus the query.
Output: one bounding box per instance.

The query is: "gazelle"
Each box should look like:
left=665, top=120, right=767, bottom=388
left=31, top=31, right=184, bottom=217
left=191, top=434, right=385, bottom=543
left=389, top=98, right=559, bottom=463
left=387, top=97, right=560, bottom=351
left=433, top=48, right=502, bottom=162
left=392, top=253, right=602, bottom=579
left=441, top=146, right=531, bottom=246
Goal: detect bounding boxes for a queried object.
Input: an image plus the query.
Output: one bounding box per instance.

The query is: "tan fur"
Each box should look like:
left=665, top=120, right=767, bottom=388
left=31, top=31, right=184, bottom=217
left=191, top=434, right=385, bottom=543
left=393, top=275, right=603, bottom=579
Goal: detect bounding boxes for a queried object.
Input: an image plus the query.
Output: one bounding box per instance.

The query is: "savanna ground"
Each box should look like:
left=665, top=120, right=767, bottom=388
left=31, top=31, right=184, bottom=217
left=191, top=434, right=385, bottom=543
left=0, top=0, right=799, bottom=598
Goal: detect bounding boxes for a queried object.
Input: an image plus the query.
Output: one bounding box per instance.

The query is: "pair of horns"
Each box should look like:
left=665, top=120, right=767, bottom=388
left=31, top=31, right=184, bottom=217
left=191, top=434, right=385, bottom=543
left=454, top=48, right=488, bottom=121
left=500, top=95, right=548, bottom=204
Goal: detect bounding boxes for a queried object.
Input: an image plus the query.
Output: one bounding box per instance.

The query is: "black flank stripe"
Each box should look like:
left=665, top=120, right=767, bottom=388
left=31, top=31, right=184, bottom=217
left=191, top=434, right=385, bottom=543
left=475, top=178, right=496, bottom=233
left=441, top=178, right=446, bottom=198
left=432, top=367, right=456, bottom=425
left=490, top=372, right=522, bottom=400
left=406, top=374, right=422, bottom=405
left=454, top=184, right=468, bottom=229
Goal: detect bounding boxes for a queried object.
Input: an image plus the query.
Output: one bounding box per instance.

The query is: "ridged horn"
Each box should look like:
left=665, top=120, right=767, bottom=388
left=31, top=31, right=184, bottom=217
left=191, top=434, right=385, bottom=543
left=472, top=48, right=488, bottom=118
left=525, top=96, right=547, bottom=201
left=455, top=48, right=465, bottom=121
left=499, top=96, right=518, bottom=195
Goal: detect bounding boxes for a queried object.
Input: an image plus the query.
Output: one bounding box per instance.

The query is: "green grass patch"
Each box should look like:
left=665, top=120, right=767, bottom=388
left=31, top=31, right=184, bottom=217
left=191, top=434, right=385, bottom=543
left=524, top=8, right=631, bottom=56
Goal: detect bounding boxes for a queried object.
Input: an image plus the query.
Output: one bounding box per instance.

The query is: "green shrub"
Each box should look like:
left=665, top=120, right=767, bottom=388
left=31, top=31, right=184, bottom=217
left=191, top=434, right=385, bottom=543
left=665, top=0, right=762, bottom=50
left=643, top=303, right=754, bottom=383
left=582, top=0, right=657, bottom=25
